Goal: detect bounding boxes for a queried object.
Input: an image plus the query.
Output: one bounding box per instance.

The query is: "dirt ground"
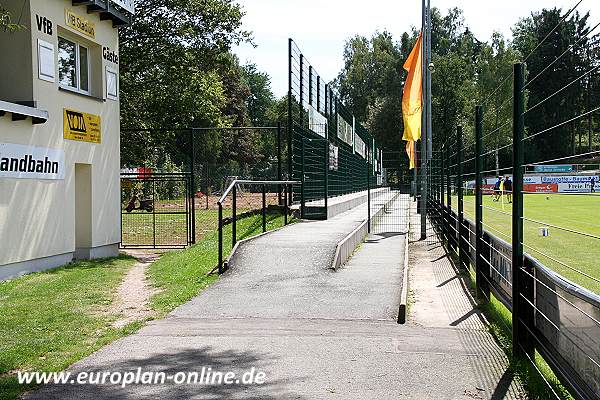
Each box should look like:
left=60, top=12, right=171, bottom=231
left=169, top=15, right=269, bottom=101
left=110, top=250, right=162, bottom=328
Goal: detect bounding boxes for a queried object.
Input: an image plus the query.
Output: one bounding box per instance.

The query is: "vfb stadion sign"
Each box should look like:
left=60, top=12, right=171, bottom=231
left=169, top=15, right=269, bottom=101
left=63, top=108, right=101, bottom=143
left=0, top=143, right=65, bottom=180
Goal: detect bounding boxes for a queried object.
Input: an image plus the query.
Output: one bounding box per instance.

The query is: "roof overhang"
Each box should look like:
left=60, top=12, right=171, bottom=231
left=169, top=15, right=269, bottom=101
left=71, top=0, right=134, bottom=27
left=0, top=101, right=49, bottom=125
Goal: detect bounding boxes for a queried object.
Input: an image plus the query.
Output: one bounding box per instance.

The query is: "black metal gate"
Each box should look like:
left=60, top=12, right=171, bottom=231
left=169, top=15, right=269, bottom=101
left=371, top=187, right=412, bottom=235
left=120, top=172, right=193, bottom=248
left=370, top=151, right=413, bottom=234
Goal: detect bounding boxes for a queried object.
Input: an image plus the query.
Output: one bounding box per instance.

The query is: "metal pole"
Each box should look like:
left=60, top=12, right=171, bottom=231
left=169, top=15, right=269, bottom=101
left=232, top=185, right=237, bottom=248
left=324, top=139, right=329, bottom=219
left=301, top=138, right=305, bottom=218
left=446, top=144, right=451, bottom=245
left=457, top=125, right=465, bottom=267
left=284, top=184, right=288, bottom=225
left=218, top=204, right=223, bottom=273
left=441, top=145, right=446, bottom=240
left=287, top=39, right=293, bottom=205
left=205, top=163, right=209, bottom=210
left=262, top=184, right=266, bottom=233
left=308, top=65, right=312, bottom=106
left=426, top=0, right=433, bottom=159
left=277, top=122, right=283, bottom=205
left=189, top=129, right=197, bottom=244
left=512, top=63, right=533, bottom=357
left=420, top=0, right=428, bottom=239
left=152, top=179, right=156, bottom=248
left=367, top=151, right=371, bottom=233
left=475, top=106, right=488, bottom=300
left=420, top=143, right=427, bottom=239
left=440, top=145, right=446, bottom=209
left=413, top=149, right=418, bottom=201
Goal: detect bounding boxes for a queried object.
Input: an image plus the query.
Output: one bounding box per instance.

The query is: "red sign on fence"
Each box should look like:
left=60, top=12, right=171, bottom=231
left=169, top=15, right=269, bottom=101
left=137, top=167, right=153, bottom=179
left=482, top=184, right=495, bottom=195
left=523, top=183, right=558, bottom=193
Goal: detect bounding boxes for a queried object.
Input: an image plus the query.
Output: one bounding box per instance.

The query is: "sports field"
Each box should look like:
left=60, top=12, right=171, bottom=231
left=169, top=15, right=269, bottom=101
left=453, top=193, right=600, bottom=295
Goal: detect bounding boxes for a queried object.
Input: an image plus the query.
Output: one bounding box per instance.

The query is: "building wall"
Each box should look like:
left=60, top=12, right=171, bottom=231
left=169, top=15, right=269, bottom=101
left=0, top=1, right=33, bottom=103
left=0, top=0, right=122, bottom=277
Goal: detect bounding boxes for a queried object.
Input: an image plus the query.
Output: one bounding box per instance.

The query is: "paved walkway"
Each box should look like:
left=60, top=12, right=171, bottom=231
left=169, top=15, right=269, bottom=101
left=27, top=197, right=524, bottom=399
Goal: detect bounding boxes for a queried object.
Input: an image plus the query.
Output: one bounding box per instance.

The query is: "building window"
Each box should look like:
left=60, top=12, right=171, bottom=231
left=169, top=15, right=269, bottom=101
left=58, top=36, right=89, bottom=94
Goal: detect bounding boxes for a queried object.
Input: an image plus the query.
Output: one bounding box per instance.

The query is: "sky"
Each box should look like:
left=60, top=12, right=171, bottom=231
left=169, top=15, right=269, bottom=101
left=233, top=0, right=600, bottom=98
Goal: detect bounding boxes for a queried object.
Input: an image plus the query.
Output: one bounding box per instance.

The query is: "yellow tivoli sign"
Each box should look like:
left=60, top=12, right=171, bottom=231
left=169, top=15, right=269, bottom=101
left=63, top=109, right=101, bottom=144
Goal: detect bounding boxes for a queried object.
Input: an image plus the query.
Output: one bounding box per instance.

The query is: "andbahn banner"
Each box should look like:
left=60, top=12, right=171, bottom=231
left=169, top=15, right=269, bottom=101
left=0, top=143, right=65, bottom=180
left=63, top=108, right=101, bottom=143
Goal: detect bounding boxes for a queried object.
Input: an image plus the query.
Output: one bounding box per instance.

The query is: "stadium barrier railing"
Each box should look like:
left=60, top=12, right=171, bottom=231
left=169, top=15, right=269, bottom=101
left=427, top=61, right=600, bottom=399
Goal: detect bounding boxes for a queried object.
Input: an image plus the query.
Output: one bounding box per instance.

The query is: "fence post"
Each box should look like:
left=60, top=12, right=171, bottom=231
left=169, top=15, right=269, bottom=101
left=440, top=145, right=445, bottom=238
left=435, top=152, right=440, bottom=226
left=457, top=125, right=466, bottom=266
left=512, top=62, right=534, bottom=357
left=301, top=138, right=306, bottom=218
left=205, top=163, right=210, bottom=210
left=152, top=179, right=156, bottom=248
left=475, top=105, right=489, bottom=300
left=367, top=151, right=371, bottom=233
left=262, top=184, right=267, bottom=233
left=189, top=129, right=197, bottom=244
left=446, top=144, right=451, bottom=246
left=420, top=129, right=428, bottom=239
left=232, top=184, right=237, bottom=248
left=284, top=184, right=289, bottom=225
left=218, top=204, right=223, bottom=274
left=324, top=139, right=329, bottom=219
left=287, top=40, right=293, bottom=205
left=277, top=122, right=283, bottom=205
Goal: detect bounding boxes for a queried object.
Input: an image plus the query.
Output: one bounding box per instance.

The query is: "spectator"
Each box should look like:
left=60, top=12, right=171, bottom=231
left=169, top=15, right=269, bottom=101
left=493, top=176, right=502, bottom=202
left=504, top=175, right=513, bottom=203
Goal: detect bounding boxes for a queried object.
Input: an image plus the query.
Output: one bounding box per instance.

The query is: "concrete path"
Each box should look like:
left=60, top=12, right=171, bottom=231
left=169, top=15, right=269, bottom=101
left=27, top=197, right=525, bottom=399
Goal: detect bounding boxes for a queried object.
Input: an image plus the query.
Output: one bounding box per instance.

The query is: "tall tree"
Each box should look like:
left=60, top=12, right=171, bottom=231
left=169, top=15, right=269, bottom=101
left=119, top=0, right=250, bottom=166
left=475, top=32, right=520, bottom=172
left=241, top=63, right=276, bottom=127
left=336, top=31, right=406, bottom=152
left=513, top=9, right=593, bottom=162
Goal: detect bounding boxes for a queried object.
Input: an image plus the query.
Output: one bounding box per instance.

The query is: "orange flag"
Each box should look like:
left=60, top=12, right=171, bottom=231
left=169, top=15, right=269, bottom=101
left=406, top=140, right=416, bottom=170
left=402, top=32, right=423, bottom=169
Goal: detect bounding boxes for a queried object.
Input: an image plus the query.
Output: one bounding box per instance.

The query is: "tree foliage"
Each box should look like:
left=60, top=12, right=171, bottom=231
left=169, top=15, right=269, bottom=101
left=0, top=6, right=24, bottom=32
left=119, top=0, right=281, bottom=178
left=334, top=6, right=600, bottom=172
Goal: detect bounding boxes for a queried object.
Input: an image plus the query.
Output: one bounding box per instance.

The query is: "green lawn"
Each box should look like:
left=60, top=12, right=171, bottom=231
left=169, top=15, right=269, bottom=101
left=0, top=211, right=291, bottom=400
left=452, top=193, right=600, bottom=294
left=0, top=256, right=138, bottom=400
left=121, top=209, right=220, bottom=246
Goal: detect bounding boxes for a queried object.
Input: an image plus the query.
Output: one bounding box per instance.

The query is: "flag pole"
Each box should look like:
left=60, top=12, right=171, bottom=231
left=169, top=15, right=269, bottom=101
left=427, top=0, right=433, bottom=160
left=420, top=0, right=428, bottom=239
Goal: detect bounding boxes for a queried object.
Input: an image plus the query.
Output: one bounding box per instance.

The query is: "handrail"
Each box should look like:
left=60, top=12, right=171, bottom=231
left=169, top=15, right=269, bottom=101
left=217, top=179, right=300, bottom=274
left=217, top=179, right=300, bottom=204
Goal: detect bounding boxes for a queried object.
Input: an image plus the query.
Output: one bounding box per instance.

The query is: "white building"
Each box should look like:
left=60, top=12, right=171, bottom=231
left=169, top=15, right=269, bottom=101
left=0, top=0, right=134, bottom=280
